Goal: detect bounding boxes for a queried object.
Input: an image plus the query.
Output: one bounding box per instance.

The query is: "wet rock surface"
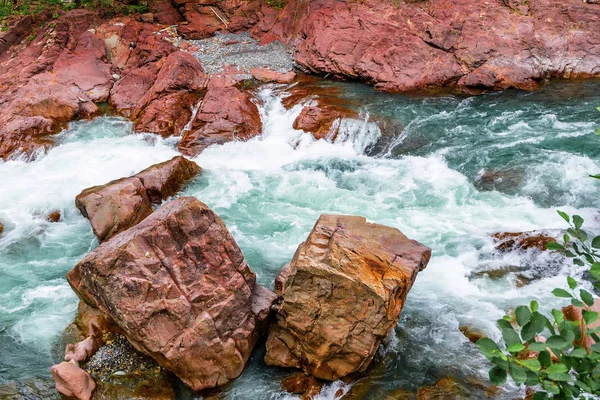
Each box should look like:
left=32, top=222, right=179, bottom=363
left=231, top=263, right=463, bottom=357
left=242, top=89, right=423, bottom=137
left=265, top=214, right=431, bottom=380
left=75, top=156, right=200, bottom=241
left=492, top=231, right=557, bottom=252
left=67, top=196, right=277, bottom=391
left=178, top=84, right=262, bottom=156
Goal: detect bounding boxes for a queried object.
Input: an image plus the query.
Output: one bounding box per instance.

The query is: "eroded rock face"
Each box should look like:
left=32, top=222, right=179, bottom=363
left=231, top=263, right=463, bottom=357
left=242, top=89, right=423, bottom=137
left=67, top=196, right=277, bottom=391
left=178, top=85, right=262, bottom=156
left=264, top=214, right=431, bottom=380
left=75, top=156, right=200, bottom=241
left=0, top=19, right=113, bottom=160
left=293, top=103, right=358, bottom=140
left=251, top=0, right=600, bottom=92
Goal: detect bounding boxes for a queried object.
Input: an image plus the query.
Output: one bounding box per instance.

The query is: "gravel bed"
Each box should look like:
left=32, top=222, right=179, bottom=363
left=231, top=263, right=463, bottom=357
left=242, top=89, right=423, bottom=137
left=84, top=334, right=161, bottom=382
left=187, top=31, right=295, bottom=75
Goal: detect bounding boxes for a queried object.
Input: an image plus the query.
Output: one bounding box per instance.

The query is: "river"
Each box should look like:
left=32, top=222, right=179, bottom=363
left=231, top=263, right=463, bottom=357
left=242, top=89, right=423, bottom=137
left=0, top=80, right=599, bottom=399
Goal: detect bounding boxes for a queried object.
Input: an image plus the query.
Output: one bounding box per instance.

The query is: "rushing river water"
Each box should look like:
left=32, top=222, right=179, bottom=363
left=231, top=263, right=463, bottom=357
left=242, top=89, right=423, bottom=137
left=0, top=80, right=599, bottom=399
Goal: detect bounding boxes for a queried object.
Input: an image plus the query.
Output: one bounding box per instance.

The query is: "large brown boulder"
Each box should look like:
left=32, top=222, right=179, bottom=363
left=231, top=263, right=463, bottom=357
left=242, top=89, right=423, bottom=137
left=178, top=85, right=262, bottom=156
left=67, top=196, right=277, bottom=391
left=76, top=156, right=200, bottom=241
left=264, top=215, right=431, bottom=380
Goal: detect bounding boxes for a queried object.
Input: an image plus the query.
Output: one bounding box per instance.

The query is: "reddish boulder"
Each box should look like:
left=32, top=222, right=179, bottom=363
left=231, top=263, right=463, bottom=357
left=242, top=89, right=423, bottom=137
left=110, top=63, right=161, bottom=117
left=179, top=85, right=262, bottom=156
left=134, top=91, right=202, bottom=137
left=76, top=176, right=153, bottom=242
left=47, top=211, right=61, bottom=223
left=492, top=231, right=557, bottom=252
left=75, top=156, right=200, bottom=241
left=134, top=155, right=202, bottom=203
left=134, top=51, right=206, bottom=116
left=67, top=196, right=277, bottom=391
left=64, top=336, right=101, bottom=363
left=51, top=361, right=96, bottom=400
left=178, top=9, right=222, bottom=40
left=251, top=67, right=296, bottom=84
left=281, top=372, right=323, bottom=399
left=264, top=214, right=431, bottom=380
left=293, top=103, right=358, bottom=140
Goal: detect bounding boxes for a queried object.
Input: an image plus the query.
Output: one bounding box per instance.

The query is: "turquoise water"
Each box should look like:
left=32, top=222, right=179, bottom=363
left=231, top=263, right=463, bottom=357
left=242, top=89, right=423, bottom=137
left=0, top=80, right=599, bottom=398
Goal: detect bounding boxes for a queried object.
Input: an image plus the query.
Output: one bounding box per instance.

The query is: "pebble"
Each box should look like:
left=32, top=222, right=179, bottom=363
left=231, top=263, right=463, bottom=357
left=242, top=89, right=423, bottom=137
left=187, top=32, right=295, bottom=75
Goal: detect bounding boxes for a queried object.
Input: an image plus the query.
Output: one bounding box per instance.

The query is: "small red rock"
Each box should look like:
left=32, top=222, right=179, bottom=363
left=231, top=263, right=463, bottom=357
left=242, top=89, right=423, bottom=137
left=47, top=211, right=61, bottom=223
left=50, top=361, right=96, bottom=400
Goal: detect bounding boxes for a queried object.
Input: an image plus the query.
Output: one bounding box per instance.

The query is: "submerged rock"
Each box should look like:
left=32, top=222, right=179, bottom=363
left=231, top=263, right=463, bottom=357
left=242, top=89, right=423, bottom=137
left=264, top=214, right=431, bottom=380
left=281, top=371, right=323, bottom=399
left=67, top=196, right=276, bottom=391
left=50, top=361, right=96, bottom=400
left=293, top=103, right=358, bottom=140
left=75, top=156, right=200, bottom=241
left=47, top=211, right=61, bottom=223
left=0, top=222, right=3, bottom=235
left=492, top=231, right=557, bottom=252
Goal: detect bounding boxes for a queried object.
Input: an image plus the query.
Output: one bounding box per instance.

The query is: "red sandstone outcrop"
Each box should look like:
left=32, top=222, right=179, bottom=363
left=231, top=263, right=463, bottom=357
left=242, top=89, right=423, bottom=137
left=75, top=156, right=200, bottom=241
left=67, top=196, right=277, bottom=391
left=264, top=214, right=431, bottom=380
left=178, top=84, right=262, bottom=156
left=0, top=11, right=113, bottom=160
left=248, top=0, right=600, bottom=93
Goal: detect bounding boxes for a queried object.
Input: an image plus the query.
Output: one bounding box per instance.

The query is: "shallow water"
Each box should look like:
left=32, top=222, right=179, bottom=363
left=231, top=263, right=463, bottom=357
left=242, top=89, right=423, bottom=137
left=0, top=80, right=599, bottom=399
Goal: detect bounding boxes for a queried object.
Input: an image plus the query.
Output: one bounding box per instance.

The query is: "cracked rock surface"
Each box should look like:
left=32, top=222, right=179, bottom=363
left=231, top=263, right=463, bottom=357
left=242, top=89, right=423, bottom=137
left=67, top=196, right=277, bottom=391
left=264, top=214, right=431, bottom=380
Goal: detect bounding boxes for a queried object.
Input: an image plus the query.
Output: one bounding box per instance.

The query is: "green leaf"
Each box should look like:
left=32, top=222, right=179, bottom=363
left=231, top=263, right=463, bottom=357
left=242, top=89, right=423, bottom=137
left=515, top=306, right=531, bottom=327
left=538, top=350, right=552, bottom=367
left=567, top=276, right=577, bottom=290
left=573, top=258, right=585, bottom=267
left=521, top=313, right=546, bottom=341
left=560, top=328, right=576, bottom=346
left=583, top=310, right=599, bottom=325
left=530, top=300, right=539, bottom=313
left=489, top=366, right=507, bottom=386
left=568, top=347, right=587, bottom=358
left=592, top=236, right=600, bottom=249
left=552, top=288, right=572, bottom=298
left=548, top=372, right=572, bottom=382
left=546, top=363, right=568, bottom=374
left=557, top=210, right=570, bottom=223
left=590, top=174, right=600, bottom=179
left=546, top=335, right=569, bottom=350
left=496, top=318, right=513, bottom=331
left=525, top=370, right=539, bottom=387
left=507, top=343, right=525, bottom=353
left=552, top=308, right=564, bottom=324
left=546, top=242, right=564, bottom=251
left=581, top=289, right=595, bottom=307
left=597, top=106, right=600, bottom=112
left=595, top=127, right=600, bottom=136
left=502, top=328, right=521, bottom=347
left=476, top=337, right=500, bottom=358
left=573, top=215, right=584, bottom=230
left=532, top=392, right=548, bottom=400
left=528, top=342, right=548, bottom=351
left=491, top=356, right=509, bottom=370
left=542, top=380, right=560, bottom=394
left=520, top=359, right=542, bottom=372
left=571, top=298, right=584, bottom=307
left=591, top=263, right=600, bottom=276
left=509, top=363, right=527, bottom=385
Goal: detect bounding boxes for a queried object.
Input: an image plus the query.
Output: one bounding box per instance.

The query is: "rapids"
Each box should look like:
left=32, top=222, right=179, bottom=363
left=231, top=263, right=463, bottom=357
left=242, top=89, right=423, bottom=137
left=0, top=80, right=599, bottom=399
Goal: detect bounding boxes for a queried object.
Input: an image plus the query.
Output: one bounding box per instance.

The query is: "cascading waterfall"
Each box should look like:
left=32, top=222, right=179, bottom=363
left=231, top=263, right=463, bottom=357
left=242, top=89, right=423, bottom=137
left=0, top=80, right=599, bottom=399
